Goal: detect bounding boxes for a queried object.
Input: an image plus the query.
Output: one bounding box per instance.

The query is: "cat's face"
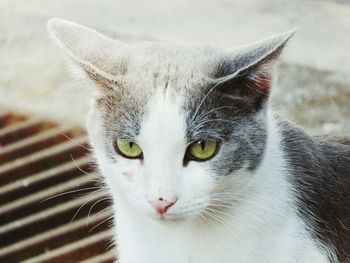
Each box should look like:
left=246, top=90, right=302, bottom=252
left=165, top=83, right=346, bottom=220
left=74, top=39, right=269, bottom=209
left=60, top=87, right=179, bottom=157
left=48, top=18, right=293, bottom=223
left=88, top=72, right=266, bottom=222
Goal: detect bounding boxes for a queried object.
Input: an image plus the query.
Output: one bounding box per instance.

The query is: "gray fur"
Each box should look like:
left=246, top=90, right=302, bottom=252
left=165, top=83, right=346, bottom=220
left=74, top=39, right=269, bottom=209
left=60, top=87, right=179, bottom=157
left=280, top=120, right=350, bottom=263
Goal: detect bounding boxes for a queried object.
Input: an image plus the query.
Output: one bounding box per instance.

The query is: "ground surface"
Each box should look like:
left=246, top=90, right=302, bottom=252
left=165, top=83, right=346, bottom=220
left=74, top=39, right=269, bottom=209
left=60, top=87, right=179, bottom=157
left=0, top=0, right=349, bottom=135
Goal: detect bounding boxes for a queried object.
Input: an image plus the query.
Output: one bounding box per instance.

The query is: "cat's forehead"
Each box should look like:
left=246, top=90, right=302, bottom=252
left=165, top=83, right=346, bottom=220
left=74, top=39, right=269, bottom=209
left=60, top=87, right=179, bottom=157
left=95, top=45, right=236, bottom=141
left=125, top=43, right=220, bottom=81
left=99, top=43, right=223, bottom=111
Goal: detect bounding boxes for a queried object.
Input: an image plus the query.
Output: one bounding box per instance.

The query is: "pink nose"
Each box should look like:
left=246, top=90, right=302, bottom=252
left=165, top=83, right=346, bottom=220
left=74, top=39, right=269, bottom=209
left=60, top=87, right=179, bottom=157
left=150, top=197, right=177, bottom=215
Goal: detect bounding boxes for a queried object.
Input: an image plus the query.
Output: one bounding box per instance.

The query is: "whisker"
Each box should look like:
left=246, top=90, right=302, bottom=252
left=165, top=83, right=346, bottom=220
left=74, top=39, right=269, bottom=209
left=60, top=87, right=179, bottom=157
left=202, top=209, right=227, bottom=226
left=87, top=197, right=111, bottom=226
left=194, top=105, right=237, bottom=124
left=190, top=81, right=223, bottom=122
left=70, top=154, right=102, bottom=180
left=89, top=216, right=113, bottom=233
left=205, top=206, right=232, bottom=219
left=40, top=187, right=101, bottom=203
left=191, top=118, right=233, bottom=131
left=94, top=206, right=113, bottom=218
left=71, top=190, right=104, bottom=223
left=60, top=132, right=91, bottom=151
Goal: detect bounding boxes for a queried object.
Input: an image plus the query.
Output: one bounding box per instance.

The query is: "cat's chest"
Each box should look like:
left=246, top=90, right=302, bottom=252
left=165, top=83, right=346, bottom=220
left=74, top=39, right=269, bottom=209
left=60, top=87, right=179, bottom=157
left=115, top=202, right=330, bottom=263
left=117, top=224, right=237, bottom=263
left=116, top=211, right=258, bottom=263
left=117, top=228, right=328, bottom=263
left=115, top=205, right=238, bottom=263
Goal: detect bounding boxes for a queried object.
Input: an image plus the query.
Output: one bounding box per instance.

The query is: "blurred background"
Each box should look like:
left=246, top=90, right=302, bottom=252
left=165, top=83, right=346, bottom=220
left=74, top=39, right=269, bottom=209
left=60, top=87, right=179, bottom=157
left=0, top=1, right=349, bottom=262
left=0, top=0, right=349, bottom=134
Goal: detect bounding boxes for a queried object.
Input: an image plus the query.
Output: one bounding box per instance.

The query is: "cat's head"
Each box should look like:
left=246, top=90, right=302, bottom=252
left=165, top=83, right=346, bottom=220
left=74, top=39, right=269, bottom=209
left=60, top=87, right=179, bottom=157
left=48, top=18, right=294, bottom=223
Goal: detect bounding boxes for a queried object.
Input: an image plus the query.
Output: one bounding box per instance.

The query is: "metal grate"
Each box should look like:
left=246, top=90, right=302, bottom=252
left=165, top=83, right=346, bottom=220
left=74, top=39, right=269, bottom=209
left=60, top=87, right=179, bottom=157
left=0, top=112, right=115, bottom=263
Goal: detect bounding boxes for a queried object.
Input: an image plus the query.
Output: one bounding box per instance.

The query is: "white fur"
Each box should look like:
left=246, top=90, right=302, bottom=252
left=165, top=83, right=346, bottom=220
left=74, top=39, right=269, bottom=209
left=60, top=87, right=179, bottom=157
left=90, top=92, right=330, bottom=263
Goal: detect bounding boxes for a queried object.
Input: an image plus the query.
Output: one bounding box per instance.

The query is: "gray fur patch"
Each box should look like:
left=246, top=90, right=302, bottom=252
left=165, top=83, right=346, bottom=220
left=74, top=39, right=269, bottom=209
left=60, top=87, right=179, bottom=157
left=184, top=82, right=267, bottom=176
left=280, top=119, right=350, bottom=263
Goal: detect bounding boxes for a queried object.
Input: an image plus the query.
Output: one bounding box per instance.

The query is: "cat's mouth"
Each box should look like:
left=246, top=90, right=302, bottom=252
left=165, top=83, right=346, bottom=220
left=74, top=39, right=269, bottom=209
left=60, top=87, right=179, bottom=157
left=158, top=214, right=185, bottom=222
left=149, top=212, right=188, bottom=223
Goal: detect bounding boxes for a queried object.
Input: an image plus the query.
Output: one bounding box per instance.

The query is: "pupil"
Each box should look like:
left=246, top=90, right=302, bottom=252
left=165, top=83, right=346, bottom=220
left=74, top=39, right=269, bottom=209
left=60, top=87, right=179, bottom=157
left=129, top=142, right=134, bottom=148
left=200, top=141, right=205, bottom=151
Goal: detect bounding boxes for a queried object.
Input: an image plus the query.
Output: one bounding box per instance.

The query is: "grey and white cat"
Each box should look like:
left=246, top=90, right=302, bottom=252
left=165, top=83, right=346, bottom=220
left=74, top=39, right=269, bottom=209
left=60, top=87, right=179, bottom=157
left=47, top=18, right=350, bottom=263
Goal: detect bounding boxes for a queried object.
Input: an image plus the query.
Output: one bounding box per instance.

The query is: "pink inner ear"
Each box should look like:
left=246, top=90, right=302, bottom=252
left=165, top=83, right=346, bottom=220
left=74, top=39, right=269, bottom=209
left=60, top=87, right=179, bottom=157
left=257, top=73, right=272, bottom=92
left=250, top=58, right=275, bottom=93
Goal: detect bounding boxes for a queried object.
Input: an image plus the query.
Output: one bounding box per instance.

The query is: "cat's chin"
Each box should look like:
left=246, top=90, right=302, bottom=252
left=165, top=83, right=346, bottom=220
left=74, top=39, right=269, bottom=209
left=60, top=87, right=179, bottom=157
left=147, top=213, right=189, bottom=225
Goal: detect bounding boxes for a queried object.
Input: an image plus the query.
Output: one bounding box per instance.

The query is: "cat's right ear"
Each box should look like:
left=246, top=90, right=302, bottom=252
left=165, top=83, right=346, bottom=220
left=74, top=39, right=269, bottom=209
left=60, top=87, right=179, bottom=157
left=47, top=18, right=128, bottom=93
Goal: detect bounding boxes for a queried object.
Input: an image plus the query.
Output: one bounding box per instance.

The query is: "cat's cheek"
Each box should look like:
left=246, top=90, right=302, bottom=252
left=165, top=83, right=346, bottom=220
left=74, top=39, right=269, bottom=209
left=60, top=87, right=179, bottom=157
left=100, top=157, right=138, bottom=188
left=121, top=171, right=135, bottom=182
left=120, top=164, right=145, bottom=184
left=183, top=163, right=217, bottom=200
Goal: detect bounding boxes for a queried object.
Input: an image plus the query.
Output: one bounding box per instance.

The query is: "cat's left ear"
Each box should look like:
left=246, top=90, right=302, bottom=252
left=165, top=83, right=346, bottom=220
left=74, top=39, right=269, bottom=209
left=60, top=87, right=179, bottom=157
left=47, top=18, right=128, bottom=93
left=212, top=30, right=295, bottom=109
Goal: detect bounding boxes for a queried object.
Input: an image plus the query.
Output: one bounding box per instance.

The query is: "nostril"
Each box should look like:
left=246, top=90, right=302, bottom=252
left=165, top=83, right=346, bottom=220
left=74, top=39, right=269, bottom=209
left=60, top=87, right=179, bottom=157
left=164, top=200, right=176, bottom=210
left=151, top=198, right=178, bottom=215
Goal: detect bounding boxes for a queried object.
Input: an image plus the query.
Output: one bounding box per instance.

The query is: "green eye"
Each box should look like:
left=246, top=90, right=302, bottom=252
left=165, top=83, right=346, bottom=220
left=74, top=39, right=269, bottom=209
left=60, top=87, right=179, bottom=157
left=115, top=139, right=143, bottom=159
left=187, top=139, right=219, bottom=161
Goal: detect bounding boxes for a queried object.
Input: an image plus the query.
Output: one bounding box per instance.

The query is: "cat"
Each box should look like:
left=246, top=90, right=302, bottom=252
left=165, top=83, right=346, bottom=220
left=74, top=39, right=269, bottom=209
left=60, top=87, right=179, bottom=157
left=47, top=18, right=350, bottom=263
